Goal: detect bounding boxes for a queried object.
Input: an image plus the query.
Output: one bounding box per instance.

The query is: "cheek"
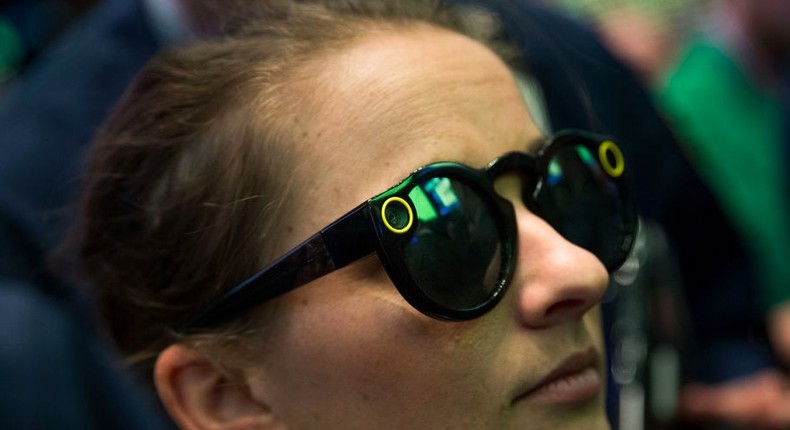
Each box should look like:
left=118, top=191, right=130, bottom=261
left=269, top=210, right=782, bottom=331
left=584, top=306, right=605, bottom=346
left=252, top=278, right=510, bottom=428
left=583, top=306, right=606, bottom=374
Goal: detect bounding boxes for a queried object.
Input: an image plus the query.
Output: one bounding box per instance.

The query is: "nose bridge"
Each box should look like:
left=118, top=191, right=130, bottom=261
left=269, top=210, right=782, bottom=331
left=486, top=151, right=537, bottom=185
left=508, top=202, right=609, bottom=329
left=488, top=152, right=539, bottom=210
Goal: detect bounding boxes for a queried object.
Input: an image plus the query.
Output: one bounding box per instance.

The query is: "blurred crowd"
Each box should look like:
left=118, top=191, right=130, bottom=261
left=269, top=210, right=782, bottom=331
left=0, top=0, right=788, bottom=429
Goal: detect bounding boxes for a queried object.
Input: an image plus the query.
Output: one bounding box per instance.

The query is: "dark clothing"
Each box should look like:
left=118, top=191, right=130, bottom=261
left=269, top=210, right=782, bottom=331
left=0, top=1, right=168, bottom=428
left=0, top=0, right=159, bottom=298
left=0, top=279, right=168, bottom=429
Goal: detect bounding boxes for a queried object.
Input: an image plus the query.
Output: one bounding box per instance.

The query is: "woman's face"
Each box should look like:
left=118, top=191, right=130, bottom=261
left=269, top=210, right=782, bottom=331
left=245, top=25, right=610, bottom=430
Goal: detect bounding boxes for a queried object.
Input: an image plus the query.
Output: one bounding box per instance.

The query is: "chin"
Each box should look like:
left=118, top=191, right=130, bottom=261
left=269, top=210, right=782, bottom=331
left=518, top=395, right=610, bottom=430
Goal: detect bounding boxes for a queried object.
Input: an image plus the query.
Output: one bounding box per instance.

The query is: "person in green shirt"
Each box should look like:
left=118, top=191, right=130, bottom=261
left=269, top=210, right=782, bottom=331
left=659, top=0, right=790, bottom=427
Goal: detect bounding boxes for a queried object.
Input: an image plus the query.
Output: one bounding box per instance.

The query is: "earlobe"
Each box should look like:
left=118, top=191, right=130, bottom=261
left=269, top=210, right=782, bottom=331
left=154, top=344, right=285, bottom=430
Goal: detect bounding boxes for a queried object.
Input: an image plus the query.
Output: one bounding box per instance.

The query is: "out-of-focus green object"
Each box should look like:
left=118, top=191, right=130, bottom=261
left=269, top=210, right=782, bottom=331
left=659, top=40, right=790, bottom=311
left=0, top=15, right=24, bottom=83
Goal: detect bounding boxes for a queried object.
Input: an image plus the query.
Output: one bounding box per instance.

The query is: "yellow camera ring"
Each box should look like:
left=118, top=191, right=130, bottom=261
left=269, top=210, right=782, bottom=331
left=598, top=140, right=625, bottom=178
left=381, top=196, right=414, bottom=234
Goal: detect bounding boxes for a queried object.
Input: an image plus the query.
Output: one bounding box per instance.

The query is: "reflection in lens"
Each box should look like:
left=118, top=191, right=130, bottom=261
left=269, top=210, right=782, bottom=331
left=421, top=177, right=460, bottom=216
left=536, top=144, right=629, bottom=269
left=404, top=178, right=502, bottom=310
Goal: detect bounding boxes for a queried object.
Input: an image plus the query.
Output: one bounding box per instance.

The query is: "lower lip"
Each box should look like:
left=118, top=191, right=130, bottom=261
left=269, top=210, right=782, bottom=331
left=530, top=366, right=602, bottom=404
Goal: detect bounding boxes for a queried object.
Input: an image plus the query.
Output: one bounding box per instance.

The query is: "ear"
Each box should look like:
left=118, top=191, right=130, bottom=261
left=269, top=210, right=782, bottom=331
left=154, top=344, right=285, bottom=430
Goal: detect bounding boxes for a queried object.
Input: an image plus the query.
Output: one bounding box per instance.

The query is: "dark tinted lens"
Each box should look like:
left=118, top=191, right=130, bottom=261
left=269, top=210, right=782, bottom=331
left=403, top=177, right=502, bottom=310
left=534, top=144, right=631, bottom=269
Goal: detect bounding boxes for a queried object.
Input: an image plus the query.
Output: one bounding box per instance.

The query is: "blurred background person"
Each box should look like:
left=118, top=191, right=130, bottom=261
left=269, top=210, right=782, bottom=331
left=0, top=0, right=204, bottom=427
left=0, top=0, right=189, bottom=297
left=657, top=0, right=790, bottom=427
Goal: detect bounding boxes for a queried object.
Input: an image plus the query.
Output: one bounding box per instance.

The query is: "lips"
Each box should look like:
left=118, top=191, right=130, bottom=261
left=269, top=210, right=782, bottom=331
left=514, top=347, right=602, bottom=404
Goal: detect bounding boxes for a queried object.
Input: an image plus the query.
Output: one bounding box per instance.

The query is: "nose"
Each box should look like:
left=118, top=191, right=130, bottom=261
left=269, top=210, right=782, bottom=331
left=495, top=176, right=609, bottom=329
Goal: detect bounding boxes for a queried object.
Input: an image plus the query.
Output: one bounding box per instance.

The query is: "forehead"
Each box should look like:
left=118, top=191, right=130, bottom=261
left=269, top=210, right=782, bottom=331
left=280, top=24, right=541, bottom=245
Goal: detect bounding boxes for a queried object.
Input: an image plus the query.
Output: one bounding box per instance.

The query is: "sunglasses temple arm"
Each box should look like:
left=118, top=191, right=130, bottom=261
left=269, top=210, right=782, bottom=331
left=183, top=205, right=377, bottom=330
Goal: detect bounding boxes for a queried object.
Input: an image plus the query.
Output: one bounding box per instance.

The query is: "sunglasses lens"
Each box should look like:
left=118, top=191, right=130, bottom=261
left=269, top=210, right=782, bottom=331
left=534, top=143, right=633, bottom=270
left=402, top=177, right=503, bottom=310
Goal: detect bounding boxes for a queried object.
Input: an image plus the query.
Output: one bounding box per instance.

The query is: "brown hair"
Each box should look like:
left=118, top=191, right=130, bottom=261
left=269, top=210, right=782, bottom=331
left=71, top=0, right=516, bottom=379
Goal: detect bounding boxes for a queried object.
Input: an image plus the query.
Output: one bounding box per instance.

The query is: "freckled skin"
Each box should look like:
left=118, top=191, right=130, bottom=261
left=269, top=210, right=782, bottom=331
left=244, top=25, right=611, bottom=430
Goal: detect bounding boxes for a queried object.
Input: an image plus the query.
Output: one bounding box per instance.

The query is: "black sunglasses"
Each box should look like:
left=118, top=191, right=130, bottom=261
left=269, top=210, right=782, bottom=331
left=185, top=130, right=637, bottom=329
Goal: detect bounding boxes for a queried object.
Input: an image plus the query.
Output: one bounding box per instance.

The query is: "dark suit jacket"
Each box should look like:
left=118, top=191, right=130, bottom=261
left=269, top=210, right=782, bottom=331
left=0, top=0, right=159, bottom=298
left=0, top=278, right=168, bottom=429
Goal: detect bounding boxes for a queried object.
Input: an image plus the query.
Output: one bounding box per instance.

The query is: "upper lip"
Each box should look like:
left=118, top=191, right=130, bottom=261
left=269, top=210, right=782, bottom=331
left=513, top=347, right=599, bottom=403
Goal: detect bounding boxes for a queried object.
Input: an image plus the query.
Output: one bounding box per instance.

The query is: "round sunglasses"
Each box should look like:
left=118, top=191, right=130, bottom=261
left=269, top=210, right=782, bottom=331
left=184, top=130, right=637, bottom=329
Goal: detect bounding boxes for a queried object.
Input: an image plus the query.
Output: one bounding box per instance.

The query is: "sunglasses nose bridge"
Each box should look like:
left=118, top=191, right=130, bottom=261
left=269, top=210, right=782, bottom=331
left=494, top=180, right=542, bottom=224
left=488, top=166, right=540, bottom=215
left=491, top=173, right=523, bottom=205
left=486, top=151, right=535, bottom=179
